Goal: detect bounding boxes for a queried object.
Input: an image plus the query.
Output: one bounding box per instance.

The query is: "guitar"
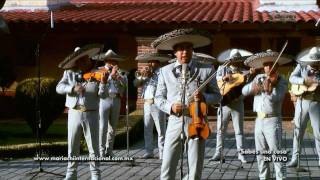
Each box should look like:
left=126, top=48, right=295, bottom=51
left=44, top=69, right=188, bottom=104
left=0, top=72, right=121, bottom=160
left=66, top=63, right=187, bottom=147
left=217, top=73, right=246, bottom=96
left=290, top=83, right=318, bottom=96
left=217, top=71, right=254, bottom=105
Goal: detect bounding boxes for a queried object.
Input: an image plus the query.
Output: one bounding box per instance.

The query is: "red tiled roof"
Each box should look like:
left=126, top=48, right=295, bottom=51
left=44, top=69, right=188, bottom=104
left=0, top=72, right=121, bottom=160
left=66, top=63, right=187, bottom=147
left=0, top=0, right=319, bottom=24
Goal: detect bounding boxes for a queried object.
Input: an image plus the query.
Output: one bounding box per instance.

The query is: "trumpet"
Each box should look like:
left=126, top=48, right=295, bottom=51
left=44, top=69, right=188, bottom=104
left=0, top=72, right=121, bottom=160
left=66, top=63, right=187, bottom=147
left=135, top=66, right=151, bottom=80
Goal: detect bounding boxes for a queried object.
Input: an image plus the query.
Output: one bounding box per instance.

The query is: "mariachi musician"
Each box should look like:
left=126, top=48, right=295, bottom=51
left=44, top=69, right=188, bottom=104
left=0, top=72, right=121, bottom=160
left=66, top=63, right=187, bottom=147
left=133, top=52, right=171, bottom=159
left=56, top=44, right=106, bottom=180
left=152, top=28, right=221, bottom=180
left=210, top=48, right=253, bottom=163
left=242, top=49, right=291, bottom=180
left=287, top=47, right=320, bottom=167
left=92, top=49, right=127, bottom=157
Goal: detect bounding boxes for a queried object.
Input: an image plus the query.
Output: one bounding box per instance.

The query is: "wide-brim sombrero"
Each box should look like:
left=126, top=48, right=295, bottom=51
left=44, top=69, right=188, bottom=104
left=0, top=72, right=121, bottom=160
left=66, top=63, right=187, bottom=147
left=296, top=47, right=320, bottom=66
left=92, top=49, right=126, bottom=61
left=135, top=52, right=172, bottom=63
left=217, top=48, right=253, bottom=64
left=193, top=52, right=216, bottom=64
left=168, top=52, right=216, bottom=64
left=151, top=28, right=212, bottom=50
left=244, top=49, right=292, bottom=68
left=58, top=44, right=103, bottom=69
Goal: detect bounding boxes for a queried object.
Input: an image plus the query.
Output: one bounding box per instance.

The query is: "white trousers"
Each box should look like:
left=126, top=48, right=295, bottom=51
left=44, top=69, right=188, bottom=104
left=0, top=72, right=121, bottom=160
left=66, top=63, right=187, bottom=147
left=144, top=103, right=166, bottom=157
left=66, top=109, right=100, bottom=180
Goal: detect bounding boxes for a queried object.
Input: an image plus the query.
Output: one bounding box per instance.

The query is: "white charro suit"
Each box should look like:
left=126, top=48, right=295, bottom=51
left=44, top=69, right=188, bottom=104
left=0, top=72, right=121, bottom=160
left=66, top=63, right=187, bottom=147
left=242, top=74, right=287, bottom=180
left=155, top=60, right=221, bottom=180
left=56, top=69, right=106, bottom=180
left=134, top=68, right=166, bottom=159
left=98, top=67, right=126, bottom=157
left=289, top=64, right=320, bottom=164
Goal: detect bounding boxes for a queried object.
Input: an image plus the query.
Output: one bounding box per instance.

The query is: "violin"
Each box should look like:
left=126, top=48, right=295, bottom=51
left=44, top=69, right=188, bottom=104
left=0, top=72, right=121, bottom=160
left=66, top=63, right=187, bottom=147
left=261, top=73, right=279, bottom=94
left=188, top=92, right=210, bottom=140
left=83, top=68, right=109, bottom=82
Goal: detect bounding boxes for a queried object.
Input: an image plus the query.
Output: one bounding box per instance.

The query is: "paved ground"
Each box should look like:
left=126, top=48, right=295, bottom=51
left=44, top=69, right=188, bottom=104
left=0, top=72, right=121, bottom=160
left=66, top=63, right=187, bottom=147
left=1, top=121, right=320, bottom=180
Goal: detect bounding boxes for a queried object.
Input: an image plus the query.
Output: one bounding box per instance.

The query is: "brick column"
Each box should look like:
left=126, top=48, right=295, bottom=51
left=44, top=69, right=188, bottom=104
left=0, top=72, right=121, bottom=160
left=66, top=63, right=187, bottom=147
left=135, top=37, right=156, bottom=110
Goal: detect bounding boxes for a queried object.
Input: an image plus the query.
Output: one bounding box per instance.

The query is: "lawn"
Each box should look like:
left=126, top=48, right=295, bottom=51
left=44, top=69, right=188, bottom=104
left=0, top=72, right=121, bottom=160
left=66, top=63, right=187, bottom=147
left=0, top=118, right=67, bottom=146
left=0, top=111, right=143, bottom=158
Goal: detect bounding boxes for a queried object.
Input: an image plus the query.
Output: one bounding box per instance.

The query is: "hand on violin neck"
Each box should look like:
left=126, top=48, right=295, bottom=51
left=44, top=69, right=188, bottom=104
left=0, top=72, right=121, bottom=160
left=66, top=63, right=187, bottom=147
left=110, top=65, right=119, bottom=77
left=263, top=78, right=273, bottom=94
left=251, top=82, right=262, bottom=95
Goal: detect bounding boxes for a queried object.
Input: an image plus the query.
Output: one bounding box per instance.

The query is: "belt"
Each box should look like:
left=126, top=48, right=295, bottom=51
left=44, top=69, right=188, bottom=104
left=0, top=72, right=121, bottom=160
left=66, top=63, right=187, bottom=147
left=74, top=105, right=96, bottom=112
left=257, top=112, right=277, bottom=119
left=144, top=99, right=154, bottom=105
left=108, top=93, right=120, bottom=98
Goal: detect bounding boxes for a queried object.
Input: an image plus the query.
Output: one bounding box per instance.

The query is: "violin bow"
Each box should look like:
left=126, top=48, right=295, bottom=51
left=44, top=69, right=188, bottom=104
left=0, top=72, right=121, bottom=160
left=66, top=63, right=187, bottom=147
left=187, top=60, right=231, bottom=102
left=269, top=40, right=288, bottom=75
left=316, top=18, right=320, bottom=27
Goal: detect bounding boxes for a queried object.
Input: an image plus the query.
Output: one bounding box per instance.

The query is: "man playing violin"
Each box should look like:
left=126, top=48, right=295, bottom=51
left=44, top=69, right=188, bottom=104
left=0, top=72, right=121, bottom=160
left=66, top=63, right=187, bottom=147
left=210, top=48, right=253, bottom=164
left=242, top=49, right=291, bottom=180
left=56, top=44, right=106, bottom=180
left=287, top=47, right=320, bottom=168
left=152, top=28, right=221, bottom=180
left=134, top=52, right=171, bottom=159
left=92, top=49, right=127, bottom=157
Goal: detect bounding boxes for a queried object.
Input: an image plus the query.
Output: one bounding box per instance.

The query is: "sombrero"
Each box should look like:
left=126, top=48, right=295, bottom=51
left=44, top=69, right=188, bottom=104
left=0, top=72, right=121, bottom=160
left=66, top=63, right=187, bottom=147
left=92, top=49, right=126, bottom=61
left=58, top=44, right=103, bottom=69
left=217, top=48, right=253, bottom=64
left=168, top=52, right=216, bottom=64
left=193, top=52, right=216, bottom=64
left=135, top=52, right=172, bottom=63
left=296, top=47, right=320, bottom=66
left=151, top=28, right=212, bottom=50
left=244, top=49, right=292, bottom=68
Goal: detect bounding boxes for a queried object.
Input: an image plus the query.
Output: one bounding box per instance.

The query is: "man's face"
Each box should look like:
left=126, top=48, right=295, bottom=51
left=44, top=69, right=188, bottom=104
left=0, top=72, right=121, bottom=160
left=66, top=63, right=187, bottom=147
left=105, top=59, right=118, bottom=66
left=148, top=60, right=160, bottom=69
left=174, top=42, right=193, bottom=64
left=75, top=55, right=92, bottom=72
left=263, top=61, right=278, bottom=74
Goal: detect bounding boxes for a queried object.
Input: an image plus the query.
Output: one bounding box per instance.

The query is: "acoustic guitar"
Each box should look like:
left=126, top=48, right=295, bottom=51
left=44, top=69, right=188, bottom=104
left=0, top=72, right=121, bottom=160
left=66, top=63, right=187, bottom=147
left=217, top=72, right=252, bottom=105
left=290, top=83, right=318, bottom=96
left=217, top=73, right=246, bottom=96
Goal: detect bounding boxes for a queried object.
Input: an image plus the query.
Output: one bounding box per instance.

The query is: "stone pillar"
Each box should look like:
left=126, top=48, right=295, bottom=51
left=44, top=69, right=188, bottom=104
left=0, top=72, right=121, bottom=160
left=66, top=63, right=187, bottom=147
left=135, top=37, right=156, bottom=110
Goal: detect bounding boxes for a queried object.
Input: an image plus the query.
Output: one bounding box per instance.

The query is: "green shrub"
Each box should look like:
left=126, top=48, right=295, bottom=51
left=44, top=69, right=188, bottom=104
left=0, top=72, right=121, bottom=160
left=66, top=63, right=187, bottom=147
left=15, top=77, right=65, bottom=136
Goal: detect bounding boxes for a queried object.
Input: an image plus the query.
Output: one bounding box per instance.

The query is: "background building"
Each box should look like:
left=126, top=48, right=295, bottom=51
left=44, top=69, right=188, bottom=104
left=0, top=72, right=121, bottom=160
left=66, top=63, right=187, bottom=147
left=0, top=0, right=319, bottom=115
